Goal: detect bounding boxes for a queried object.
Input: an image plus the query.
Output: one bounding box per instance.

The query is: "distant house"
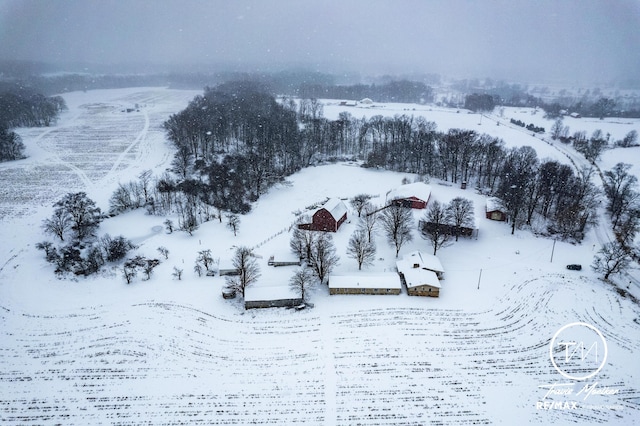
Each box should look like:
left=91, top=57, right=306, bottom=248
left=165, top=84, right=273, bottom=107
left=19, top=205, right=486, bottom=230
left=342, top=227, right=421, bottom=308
left=569, top=112, right=581, bottom=118
left=245, top=285, right=304, bottom=309
left=396, top=251, right=444, bottom=297
left=387, top=182, right=432, bottom=209
left=339, top=100, right=357, bottom=107
left=360, top=98, right=373, bottom=105
left=485, top=197, right=507, bottom=221
left=328, top=273, right=402, bottom=295
left=298, top=198, right=348, bottom=232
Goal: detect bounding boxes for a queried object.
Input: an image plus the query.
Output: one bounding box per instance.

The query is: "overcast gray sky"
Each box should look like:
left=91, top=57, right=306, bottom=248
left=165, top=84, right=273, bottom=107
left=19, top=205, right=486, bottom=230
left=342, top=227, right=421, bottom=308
left=1, top=0, right=638, bottom=84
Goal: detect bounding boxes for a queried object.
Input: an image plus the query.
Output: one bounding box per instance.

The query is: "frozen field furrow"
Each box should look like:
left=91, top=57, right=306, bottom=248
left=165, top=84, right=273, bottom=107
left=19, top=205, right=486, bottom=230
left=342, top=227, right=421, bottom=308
left=1, top=269, right=638, bottom=425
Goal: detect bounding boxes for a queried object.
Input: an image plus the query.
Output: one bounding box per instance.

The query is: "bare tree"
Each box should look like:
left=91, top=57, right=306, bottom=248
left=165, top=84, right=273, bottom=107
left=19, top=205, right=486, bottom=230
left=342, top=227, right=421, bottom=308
left=35, top=241, right=56, bottom=261
left=226, top=246, right=261, bottom=298
left=42, top=208, right=71, bottom=241
left=446, top=197, right=475, bottom=241
left=172, top=266, right=183, bottom=280
left=290, top=218, right=314, bottom=261
left=123, top=262, right=137, bottom=284
left=138, top=169, right=153, bottom=204
left=289, top=267, right=314, bottom=302
left=550, top=118, right=567, bottom=140
left=361, top=203, right=379, bottom=242
left=164, top=219, right=174, bottom=233
left=178, top=203, right=198, bottom=236
left=350, top=194, right=373, bottom=217
left=603, top=163, right=639, bottom=229
left=617, top=130, right=638, bottom=148
left=380, top=205, right=414, bottom=258
left=308, top=233, right=339, bottom=284
left=171, top=145, right=192, bottom=179
left=123, top=256, right=146, bottom=284
left=591, top=241, right=631, bottom=280
left=194, top=262, right=203, bottom=277
left=346, top=229, right=376, bottom=270
left=226, top=213, right=240, bottom=236
left=196, top=249, right=214, bottom=271
left=49, top=192, right=102, bottom=241
left=142, top=258, right=160, bottom=280
left=157, top=246, right=169, bottom=260
left=421, top=200, right=452, bottom=255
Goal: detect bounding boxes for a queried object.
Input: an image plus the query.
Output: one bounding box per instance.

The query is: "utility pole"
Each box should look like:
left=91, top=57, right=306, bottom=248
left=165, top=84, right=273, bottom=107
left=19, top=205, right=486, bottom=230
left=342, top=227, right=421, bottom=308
left=477, top=268, right=483, bottom=290
left=550, top=239, right=556, bottom=263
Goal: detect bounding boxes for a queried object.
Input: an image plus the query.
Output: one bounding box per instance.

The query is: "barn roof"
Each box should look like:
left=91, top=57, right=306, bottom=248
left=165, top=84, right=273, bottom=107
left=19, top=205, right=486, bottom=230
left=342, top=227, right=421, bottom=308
left=486, top=197, right=504, bottom=212
left=328, top=273, right=402, bottom=290
left=244, top=285, right=301, bottom=302
left=398, top=251, right=444, bottom=273
left=387, top=182, right=432, bottom=203
left=322, top=198, right=348, bottom=221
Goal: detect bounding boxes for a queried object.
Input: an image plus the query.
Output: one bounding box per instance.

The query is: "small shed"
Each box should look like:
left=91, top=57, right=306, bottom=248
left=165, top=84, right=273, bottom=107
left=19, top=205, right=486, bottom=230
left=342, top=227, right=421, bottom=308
left=244, top=285, right=304, bottom=309
left=298, top=198, right=348, bottom=232
left=486, top=197, right=507, bottom=221
left=328, top=273, right=402, bottom=295
left=387, top=182, right=432, bottom=209
left=360, top=98, right=373, bottom=105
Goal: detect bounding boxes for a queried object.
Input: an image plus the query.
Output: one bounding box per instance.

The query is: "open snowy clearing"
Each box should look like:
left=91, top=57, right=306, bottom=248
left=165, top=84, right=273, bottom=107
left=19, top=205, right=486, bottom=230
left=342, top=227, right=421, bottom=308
left=1, top=88, right=639, bottom=425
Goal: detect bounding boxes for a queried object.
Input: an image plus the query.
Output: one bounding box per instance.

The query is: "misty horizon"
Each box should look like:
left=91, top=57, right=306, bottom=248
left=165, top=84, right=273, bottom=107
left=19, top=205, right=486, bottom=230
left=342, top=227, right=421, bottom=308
left=1, top=0, right=639, bottom=86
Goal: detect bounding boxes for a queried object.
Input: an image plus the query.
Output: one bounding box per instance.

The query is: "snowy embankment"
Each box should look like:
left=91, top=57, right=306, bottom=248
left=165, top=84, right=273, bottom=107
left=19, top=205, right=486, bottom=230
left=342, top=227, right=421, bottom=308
left=0, top=88, right=639, bottom=425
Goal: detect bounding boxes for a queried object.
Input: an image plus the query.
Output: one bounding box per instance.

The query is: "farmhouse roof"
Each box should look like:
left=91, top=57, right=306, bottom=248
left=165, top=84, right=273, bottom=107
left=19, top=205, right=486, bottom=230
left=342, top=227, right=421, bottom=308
left=328, top=273, right=402, bottom=290
left=387, top=182, right=432, bottom=202
left=398, top=251, right=444, bottom=274
left=322, top=198, right=348, bottom=221
left=398, top=266, right=441, bottom=289
left=244, top=285, right=300, bottom=302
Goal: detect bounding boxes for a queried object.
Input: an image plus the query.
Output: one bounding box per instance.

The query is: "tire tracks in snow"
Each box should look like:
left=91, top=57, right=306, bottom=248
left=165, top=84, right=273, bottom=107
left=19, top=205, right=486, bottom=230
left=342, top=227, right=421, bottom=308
left=101, top=107, right=150, bottom=186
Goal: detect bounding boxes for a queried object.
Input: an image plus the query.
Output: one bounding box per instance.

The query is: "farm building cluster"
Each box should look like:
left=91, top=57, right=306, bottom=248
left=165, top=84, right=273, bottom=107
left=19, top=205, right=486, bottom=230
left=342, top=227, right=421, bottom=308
left=222, top=183, right=509, bottom=309
left=329, top=251, right=445, bottom=297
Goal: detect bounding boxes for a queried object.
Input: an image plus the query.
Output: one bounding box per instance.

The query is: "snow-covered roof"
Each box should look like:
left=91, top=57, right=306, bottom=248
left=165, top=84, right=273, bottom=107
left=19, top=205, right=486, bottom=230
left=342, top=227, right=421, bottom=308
left=360, top=98, right=373, bottom=104
left=486, top=197, right=504, bottom=212
left=328, top=273, right=402, bottom=290
left=387, top=182, right=432, bottom=203
left=321, top=198, right=348, bottom=221
left=398, top=251, right=444, bottom=273
left=398, top=267, right=441, bottom=289
left=244, top=285, right=301, bottom=302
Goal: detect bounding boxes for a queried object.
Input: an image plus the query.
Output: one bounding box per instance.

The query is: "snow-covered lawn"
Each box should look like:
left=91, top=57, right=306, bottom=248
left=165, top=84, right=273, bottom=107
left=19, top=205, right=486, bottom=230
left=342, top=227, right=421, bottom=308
left=0, top=88, right=639, bottom=425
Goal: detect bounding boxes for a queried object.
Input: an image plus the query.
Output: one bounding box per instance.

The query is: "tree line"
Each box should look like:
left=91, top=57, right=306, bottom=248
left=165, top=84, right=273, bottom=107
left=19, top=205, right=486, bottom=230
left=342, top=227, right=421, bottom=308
left=152, top=82, right=604, bottom=242
left=0, top=83, right=67, bottom=162
left=297, top=80, right=434, bottom=104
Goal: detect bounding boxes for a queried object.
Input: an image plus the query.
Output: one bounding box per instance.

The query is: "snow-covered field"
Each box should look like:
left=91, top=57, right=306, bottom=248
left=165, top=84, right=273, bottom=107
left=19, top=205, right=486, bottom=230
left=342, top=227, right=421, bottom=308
left=1, top=88, right=639, bottom=425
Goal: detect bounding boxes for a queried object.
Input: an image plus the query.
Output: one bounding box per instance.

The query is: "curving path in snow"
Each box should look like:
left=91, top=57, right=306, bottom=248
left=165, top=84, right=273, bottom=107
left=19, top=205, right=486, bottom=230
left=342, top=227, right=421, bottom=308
left=0, top=88, right=197, bottom=219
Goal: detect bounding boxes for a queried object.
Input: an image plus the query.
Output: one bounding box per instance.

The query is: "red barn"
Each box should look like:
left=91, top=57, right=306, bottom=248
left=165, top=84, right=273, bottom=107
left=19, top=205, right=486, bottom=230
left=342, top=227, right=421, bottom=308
left=298, top=198, right=348, bottom=232
left=387, top=182, right=432, bottom=209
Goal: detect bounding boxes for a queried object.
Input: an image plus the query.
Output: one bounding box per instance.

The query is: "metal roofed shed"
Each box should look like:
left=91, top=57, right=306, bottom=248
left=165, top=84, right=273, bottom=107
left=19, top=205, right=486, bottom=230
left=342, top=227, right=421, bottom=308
left=328, top=273, right=402, bottom=295
left=244, top=285, right=304, bottom=309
